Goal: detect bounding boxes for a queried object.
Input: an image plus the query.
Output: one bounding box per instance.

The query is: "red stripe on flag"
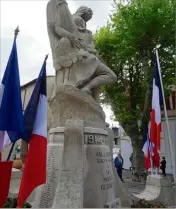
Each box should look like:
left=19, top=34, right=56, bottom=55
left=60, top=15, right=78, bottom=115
left=144, top=151, right=151, bottom=170
left=150, top=110, right=161, bottom=151
left=150, top=110, right=161, bottom=168
left=152, top=145, right=160, bottom=168
left=0, top=161, right=13, bottom=207
left=17, top=134, right=47, bottom=208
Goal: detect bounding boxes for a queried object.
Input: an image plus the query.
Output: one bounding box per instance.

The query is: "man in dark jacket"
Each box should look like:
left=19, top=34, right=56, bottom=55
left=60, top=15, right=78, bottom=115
left=160, top=157, right=166, bottom=176
left=114, top=150, right=124, bottom=182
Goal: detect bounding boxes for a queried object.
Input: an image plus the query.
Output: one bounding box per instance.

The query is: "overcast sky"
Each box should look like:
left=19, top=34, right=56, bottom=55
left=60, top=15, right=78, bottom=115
left=0, top=0, right=119, bottom=126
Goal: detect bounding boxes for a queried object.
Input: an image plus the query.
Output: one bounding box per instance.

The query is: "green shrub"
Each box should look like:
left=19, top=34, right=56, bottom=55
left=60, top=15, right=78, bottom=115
left=3, top=198, right=32, bottom=208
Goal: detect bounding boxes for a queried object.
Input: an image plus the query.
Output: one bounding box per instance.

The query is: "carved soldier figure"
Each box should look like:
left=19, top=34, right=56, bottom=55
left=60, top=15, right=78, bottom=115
left=47, top=0, right=117, bottom=102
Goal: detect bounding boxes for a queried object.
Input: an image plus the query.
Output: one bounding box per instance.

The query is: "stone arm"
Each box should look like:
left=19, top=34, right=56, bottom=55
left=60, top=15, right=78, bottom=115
left=54, top=0, right=82, bottom=48
left=85, top=30, right=98, bottom=54
left=55, top=24, right=75, bottom=40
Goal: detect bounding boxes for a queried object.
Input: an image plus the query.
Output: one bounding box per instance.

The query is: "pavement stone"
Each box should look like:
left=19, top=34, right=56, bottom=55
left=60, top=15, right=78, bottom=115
left=122, top=169, right=145, bottom=194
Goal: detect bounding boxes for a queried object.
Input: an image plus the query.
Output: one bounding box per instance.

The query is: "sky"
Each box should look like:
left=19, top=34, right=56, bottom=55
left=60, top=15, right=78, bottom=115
left=0, top=0, right=119, bottom=127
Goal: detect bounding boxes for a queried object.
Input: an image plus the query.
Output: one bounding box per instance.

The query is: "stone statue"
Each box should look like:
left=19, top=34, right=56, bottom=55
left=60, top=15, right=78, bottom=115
left=31, top=1, right=122, bottom=208
left=47, top=0, right=117, bottom=102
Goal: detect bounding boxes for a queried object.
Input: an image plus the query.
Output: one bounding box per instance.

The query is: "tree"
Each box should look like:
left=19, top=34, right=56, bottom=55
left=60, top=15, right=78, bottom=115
left=94, top=0, right=175, bottom=181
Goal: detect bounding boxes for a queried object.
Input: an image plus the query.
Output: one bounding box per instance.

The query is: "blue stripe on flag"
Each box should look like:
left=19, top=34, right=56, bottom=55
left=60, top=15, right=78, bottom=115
left=154, top=57, right=163, bottom=106
left=0, top=36, right=24, bottom=142
left=22, top=60, right=47, bottom=143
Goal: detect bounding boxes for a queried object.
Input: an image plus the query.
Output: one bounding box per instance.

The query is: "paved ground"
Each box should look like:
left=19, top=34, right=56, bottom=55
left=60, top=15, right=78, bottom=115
left=122, top=169, right=146, bottom=194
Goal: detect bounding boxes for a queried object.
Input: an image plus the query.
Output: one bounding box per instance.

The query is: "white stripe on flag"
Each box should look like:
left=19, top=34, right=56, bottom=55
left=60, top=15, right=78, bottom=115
left=32, top=94, right=47, bottom=138
left=0, top=84, right=11, bottom=153
left=152, top=80, right=161, bottom=125
left=142, top=140, right=149, bottom=157
left=142, top=140, right=155, bottom=157
left=0, top=131, right=11, bottom=153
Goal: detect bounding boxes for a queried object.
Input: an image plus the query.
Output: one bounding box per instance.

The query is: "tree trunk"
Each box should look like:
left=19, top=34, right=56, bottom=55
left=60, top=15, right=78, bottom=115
left=122, top=121, right=146, bottom=182
left=130, top=135, right=147, bottom=182
left=128, top=50, right=152, bottom=182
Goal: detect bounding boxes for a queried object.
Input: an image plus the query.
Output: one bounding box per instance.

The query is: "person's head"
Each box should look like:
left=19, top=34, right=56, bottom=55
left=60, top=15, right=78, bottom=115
left=162, top=157, right=165, bottom=160
left=74, top=6, right=93, bottom=22
left=117, top=149, right=121, bottom=156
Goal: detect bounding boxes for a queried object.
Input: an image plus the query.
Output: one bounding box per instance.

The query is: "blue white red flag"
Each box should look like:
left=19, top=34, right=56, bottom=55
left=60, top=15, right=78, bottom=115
left=17, top=56, right=48, bottom=208
left=150, top=51, right=163, bottom=168
left=142, top=50, right=163, bottom=170
left=142, top=122, right=154, bottom=170
left=0, top=27, right=24, bottom=208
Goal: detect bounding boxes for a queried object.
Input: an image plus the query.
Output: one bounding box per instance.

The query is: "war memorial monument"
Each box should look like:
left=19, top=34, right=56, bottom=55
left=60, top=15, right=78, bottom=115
left=31, top=0, right=125, bottom=207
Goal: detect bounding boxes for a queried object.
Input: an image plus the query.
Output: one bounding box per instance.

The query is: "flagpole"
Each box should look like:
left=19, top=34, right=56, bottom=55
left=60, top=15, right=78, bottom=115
left=149, top=144, right=154, bottom=175
left=14, top=26, right=20, bottom=39
left=7, top=142, right=16, bottom=161
left=148, top=122, right=154, bottom=175
left=155, top=49, right=176, bottom=182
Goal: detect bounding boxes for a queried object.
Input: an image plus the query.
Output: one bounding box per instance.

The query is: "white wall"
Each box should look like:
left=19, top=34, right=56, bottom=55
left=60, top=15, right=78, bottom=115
left=160, top=117, right=176, bottom=175
left=120, top=139, right=133, bottom=169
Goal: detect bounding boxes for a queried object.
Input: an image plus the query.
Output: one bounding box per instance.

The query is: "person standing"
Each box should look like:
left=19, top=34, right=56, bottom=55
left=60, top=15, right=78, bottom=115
left=129, top=152, right=133, bottom=171
left=114, top=150, right=124, bottom=182
left=160, top=157, right=166, bottom=176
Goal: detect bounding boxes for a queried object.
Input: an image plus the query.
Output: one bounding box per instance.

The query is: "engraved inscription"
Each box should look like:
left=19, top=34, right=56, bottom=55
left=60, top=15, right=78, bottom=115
left=96, top=151, right=112, bottom=163
left=101, top=182, right=114, bottom=190
left=89, top=136, right=116, bottom=192
left=84, top=134, right=109, bottom=145
left=84, top=132, right=117, bottom=206
left=36, top=145, right=59, bottom=208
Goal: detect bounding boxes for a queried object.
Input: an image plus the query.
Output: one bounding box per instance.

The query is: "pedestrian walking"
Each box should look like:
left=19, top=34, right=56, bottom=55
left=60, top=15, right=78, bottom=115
left=114, top=150, right=124, bottom=182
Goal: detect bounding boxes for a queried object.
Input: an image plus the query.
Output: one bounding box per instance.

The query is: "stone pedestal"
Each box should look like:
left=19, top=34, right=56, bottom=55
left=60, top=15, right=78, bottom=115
left=49, top=85, right=106, bottom=129
left=8, top=168, right=35, bottom=204
left=8, top=168, right=22, bottom=199
left=52, top=120, right=84, bottom=208
left=32, top=128, right=64, bottom=208
left=33, top=125, right=120, bottom=208
left=133, top=174, right=175, bottom=206
left=32, top=85, right=121, bottom=208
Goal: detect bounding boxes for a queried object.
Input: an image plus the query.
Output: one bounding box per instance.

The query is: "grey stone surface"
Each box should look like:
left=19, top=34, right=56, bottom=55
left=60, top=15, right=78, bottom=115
left=104, top=198, right=121, bottom=208
left=133, top=174, right=176, bottom=206
left=32, top=126, right=121, bottom=208
left=8, top=169, right=22, bottom=199
left=49, top=84, right=106, bottom=129
left=8, top=169, right=35, bottom=204
left=47, top=0, right=117, bottom=103
left=83, top=129, right=116, bottom=207
left=32, top=129, right=64, bottom=208
left=52, top=120, right=84, bottom=208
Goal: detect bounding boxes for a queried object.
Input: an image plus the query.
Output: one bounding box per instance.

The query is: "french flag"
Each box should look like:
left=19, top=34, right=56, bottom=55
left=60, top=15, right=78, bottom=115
left=0, top=27, right=24, bottom=208
left=17, top=56, right=48, bottom=208
left=142, top=122, right=154, bottom=170
left=150, top=50, right=163, bottom=168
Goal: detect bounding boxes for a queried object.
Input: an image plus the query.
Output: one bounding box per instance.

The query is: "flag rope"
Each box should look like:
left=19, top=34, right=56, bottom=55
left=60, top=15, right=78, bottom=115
left=7, top=142, right=16, bottom=161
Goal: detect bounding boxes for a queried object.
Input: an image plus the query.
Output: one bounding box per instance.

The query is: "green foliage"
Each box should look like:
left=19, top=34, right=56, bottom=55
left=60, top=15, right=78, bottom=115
left=94, top=0, right=175, bottom=137
left=3, top=198, right=31, bottom=208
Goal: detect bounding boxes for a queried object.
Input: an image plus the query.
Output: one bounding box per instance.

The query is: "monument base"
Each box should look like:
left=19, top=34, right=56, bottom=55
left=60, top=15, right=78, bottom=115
left=133, top=174, right=175, bottom=206
left=32, top=122, right=121, bottom=208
